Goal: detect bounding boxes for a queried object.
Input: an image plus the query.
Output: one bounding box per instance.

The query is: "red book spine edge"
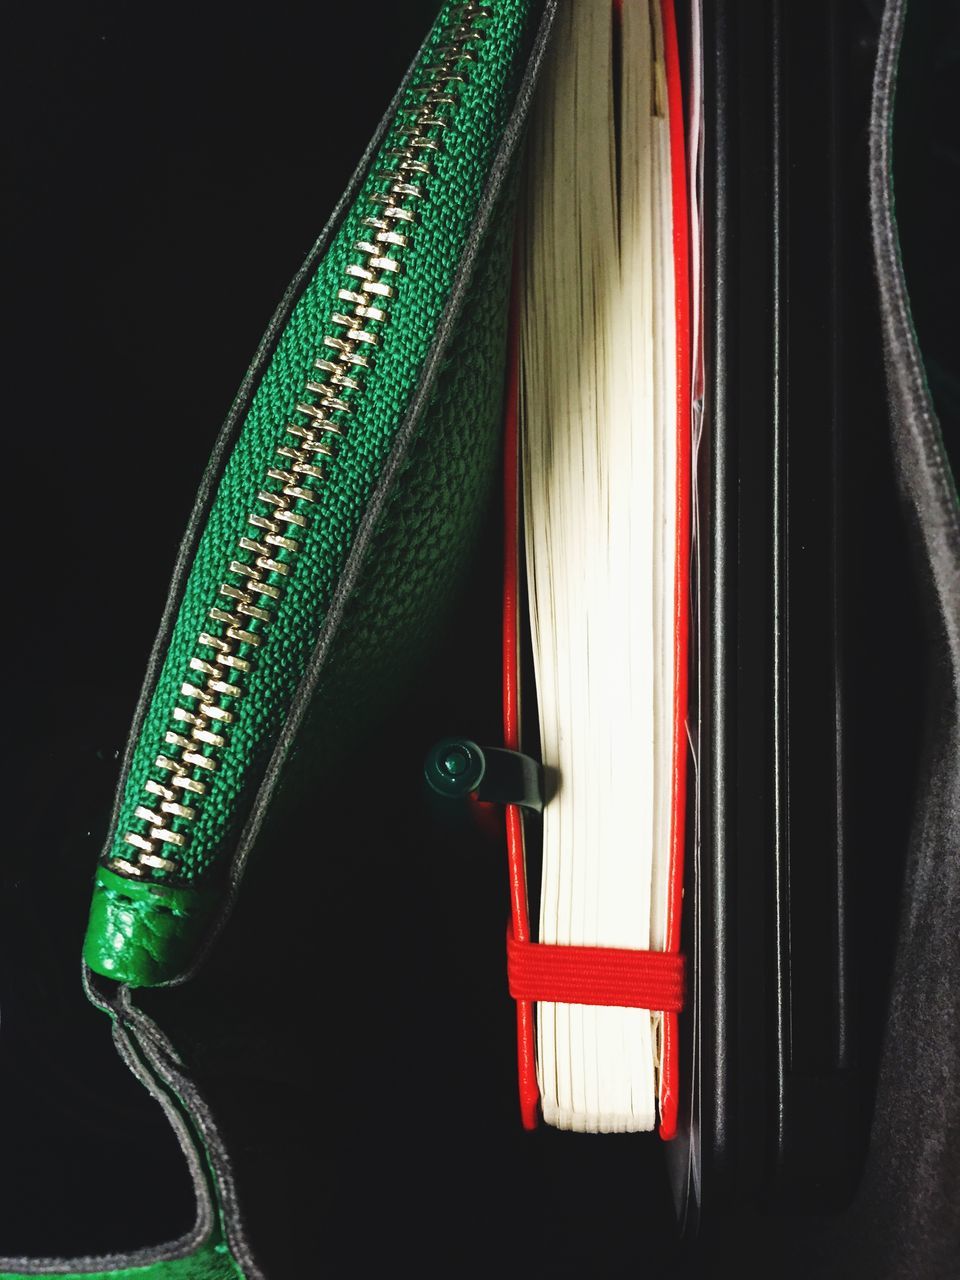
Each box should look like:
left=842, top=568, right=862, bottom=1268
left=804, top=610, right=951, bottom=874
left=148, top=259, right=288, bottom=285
left=502, top=253, right=539, bottom=1130
left=659, top=0, right=692, bottom=1143
left=502, top=0, right=691, bottom=1138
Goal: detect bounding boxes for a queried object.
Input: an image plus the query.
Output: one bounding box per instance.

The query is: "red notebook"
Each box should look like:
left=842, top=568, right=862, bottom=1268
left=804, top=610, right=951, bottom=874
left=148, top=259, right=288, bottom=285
left=501, top=0, right=690, bottom=1139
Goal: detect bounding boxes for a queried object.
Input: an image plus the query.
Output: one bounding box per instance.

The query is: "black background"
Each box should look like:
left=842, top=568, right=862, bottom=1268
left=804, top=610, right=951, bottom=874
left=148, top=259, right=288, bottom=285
left=3, top=2, right=957, bottom=1277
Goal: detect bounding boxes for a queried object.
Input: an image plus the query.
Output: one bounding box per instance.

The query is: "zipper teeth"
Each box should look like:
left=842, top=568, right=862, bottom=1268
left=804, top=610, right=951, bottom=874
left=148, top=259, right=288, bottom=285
left=110, top=0, right=494, bottom=882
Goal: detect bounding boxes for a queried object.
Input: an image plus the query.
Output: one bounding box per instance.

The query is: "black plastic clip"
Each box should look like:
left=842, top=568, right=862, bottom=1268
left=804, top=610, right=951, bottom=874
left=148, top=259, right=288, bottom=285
left=423, top=739, right=544, bottom=813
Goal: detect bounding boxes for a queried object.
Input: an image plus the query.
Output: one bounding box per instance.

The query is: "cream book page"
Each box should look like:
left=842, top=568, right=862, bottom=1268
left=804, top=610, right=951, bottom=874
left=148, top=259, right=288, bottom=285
left=518, top=0, right=678, bottom=1133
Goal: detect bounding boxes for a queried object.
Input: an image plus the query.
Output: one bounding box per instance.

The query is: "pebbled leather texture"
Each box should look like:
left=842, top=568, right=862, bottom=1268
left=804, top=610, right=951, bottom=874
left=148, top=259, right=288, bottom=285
left=84, top=868, right=218, bottom=987
left=279, top=161, right=520, bottom=797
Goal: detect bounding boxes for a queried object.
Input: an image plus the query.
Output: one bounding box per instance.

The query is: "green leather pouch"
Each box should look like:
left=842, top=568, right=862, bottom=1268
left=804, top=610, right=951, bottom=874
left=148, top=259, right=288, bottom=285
left=81, top=0, right=555, bottom=989
left=1, top=2, right=557, bottom=1277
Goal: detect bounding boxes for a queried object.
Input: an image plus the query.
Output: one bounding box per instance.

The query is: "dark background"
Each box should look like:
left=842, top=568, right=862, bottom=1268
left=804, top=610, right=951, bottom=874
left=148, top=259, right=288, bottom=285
left=3, top=2, right=957, bottom=1276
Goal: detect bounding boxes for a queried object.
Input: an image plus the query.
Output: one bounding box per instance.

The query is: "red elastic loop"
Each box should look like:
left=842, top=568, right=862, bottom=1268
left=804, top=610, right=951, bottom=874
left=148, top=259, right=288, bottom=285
left=507, top=932, right=685, bottom=1012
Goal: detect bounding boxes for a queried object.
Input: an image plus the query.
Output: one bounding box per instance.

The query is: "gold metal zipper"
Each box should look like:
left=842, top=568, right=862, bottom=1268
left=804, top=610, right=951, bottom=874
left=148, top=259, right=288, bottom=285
left=111, top=1, right=493, bottom=881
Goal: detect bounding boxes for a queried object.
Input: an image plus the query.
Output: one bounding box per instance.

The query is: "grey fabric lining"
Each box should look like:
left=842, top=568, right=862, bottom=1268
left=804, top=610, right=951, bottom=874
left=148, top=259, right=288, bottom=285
left=838, top=0, right=960, bottom=1272
left=870, top=10, right=960, bottom=675
left=869, top=0, right=960, bottom=659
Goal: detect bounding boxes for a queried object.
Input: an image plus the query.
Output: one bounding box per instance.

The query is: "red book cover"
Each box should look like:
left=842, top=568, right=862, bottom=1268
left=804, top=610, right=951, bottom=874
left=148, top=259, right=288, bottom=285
left=502, top=0, right=691, bottom=1140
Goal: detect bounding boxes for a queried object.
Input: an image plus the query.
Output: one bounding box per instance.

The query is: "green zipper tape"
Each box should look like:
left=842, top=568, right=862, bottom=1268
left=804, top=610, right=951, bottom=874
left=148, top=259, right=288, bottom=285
left=84, top=0, right=537, bottom=986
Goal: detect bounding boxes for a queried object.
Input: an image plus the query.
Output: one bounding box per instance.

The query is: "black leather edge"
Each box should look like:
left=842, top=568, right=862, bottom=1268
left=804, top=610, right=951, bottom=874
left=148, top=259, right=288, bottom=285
left=0, top=975, right=225, bottom=1276
left=117, top=989, right=265, bottom=1280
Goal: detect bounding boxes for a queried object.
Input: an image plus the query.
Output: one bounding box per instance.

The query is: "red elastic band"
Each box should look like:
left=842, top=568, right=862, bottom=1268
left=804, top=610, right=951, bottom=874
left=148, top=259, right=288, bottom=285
left=507, top=933, right=685, bottom=1012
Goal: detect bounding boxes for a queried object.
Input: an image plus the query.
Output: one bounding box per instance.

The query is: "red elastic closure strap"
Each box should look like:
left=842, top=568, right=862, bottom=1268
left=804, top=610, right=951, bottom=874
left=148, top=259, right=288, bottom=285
left=507, top=933, right=685, bottom=1012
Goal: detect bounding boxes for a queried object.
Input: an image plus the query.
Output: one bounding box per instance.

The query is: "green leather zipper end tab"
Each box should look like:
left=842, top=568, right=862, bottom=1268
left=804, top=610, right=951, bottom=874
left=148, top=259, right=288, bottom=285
left=83, top=866, right=219, bottom=986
